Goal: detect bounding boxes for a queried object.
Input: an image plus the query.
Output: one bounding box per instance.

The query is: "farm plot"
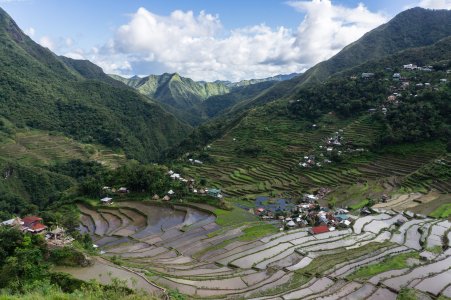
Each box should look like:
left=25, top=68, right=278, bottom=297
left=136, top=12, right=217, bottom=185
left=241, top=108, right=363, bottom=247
left=71, top=199, right=451, bottom=299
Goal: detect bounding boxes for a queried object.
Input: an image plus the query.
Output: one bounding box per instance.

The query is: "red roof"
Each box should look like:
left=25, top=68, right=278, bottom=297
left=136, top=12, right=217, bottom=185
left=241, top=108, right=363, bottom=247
left=29, top=223, right=47, bottom=232
left=310, top=225, right=329, bottom=235
left=22, top=216, right=42, bottom=227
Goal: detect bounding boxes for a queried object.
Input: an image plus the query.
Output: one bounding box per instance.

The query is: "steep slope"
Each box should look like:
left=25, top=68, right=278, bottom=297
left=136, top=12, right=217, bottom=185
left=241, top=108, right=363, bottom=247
left=236, top=7, right=451, bottom=113
left=110, top=73, right=294, bottom=125
left=170, top=36, right=450, bottom=200
left=0, top=7, right=190, bottom=162
left=111, top=73, right=230, bottom=124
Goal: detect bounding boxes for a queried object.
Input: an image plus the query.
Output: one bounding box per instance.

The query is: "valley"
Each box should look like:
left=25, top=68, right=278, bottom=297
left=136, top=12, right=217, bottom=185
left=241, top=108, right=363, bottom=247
left=0, top=4, right=449, bottom=300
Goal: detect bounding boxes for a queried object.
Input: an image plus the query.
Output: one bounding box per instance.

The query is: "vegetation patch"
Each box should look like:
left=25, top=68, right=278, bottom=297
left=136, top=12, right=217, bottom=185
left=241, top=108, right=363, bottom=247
left=213, top=206, right=258, bottom=227
left=347, top=251, right=419, bottom=281
left=430, top=203, right=451, bottom=218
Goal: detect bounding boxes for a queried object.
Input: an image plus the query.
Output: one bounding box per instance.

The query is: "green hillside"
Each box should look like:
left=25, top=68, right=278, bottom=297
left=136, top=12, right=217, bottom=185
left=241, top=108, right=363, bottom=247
left=111, top=73, right=230, bottom=125
left=110, top=72, right=291, bottom=125
left=0, top=7, right=190, bottom=162
left=172, top=38, right=451, bottom=205
left=238, top=7, right=451, bottom=114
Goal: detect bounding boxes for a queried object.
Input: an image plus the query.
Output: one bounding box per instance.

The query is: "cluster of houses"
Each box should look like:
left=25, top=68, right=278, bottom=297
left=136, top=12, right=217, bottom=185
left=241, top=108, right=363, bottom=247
left=255, top=193, right=354, bottom=234
left=1, top=216, right=47, bottom=233
left=0, top=216, right=73, bottom=246
left=403, top=64, right=434, bottom=72
left=299, top=131, right=367, bottom=168
left=100, top=186, right=129, bottom=205
left=149, top=170, right=223, bottom=201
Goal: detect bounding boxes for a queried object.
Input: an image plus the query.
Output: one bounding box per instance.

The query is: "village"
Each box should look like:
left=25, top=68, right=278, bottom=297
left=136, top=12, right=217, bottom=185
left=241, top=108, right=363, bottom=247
left=296, top=62, right=450, bottom=170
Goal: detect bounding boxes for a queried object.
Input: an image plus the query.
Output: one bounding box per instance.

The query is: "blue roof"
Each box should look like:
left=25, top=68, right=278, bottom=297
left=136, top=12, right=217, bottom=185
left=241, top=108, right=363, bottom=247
left=336, top=214, right=349, bottom=220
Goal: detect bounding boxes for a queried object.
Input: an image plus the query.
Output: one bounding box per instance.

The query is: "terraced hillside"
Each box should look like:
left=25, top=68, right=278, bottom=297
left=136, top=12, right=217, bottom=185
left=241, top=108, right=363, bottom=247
left=180, top=102, right=449, bottom=200
left=73, top=201, right=451, bottom=299
left=0, top=128, right=126, bottom=168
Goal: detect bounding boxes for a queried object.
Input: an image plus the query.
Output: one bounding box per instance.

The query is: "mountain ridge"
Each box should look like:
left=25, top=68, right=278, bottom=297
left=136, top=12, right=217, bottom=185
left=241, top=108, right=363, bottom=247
left=0, top=7, right=190, bottom=162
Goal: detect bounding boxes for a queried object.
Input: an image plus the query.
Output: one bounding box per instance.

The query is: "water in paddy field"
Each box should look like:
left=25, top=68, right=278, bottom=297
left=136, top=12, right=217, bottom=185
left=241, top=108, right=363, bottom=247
left=255, top=196, right=295, bottom=212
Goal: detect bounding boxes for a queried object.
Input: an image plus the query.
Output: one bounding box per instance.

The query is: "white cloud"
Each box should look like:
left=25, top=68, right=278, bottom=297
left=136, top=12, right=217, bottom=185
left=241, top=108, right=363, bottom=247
left=103, top=2, right=387, bottom=81
left=39, top=36, right=54, bottom=50
left=417, top=0, right=451, bottom=9
left=288, top=0, right=388, bottom=65
left=24, top=27, right=35, bottom=37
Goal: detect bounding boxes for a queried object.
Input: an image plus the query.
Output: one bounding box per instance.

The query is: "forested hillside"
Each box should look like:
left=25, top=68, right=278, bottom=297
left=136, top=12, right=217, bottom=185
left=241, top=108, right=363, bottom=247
left=0, top=7, right=190, bottom=163
left=238, top=7, right=451, bottom=114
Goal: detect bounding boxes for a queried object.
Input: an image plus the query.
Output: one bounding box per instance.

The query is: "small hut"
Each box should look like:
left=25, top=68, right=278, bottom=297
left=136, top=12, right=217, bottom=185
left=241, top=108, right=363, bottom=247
left=152, top=194, right=160, bottom=200
left=100, top=197, right=113, bottom=204
left=163, top=195, right=171, bottom=201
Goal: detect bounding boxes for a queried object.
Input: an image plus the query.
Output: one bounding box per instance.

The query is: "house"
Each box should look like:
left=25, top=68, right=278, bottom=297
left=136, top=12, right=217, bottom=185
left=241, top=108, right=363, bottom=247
left=309, top=225, right=329, bottom=235
left=1, top=217, right=24, bottom=227
left=361, top=73, right=374, bottom=79
left=100, top=197, right=113, bottom=204
left=46, top=226, right=74, bottom=247
left=440, top=78, right=448, bottom=83
left=22, top=216, right=47, bottom=234
left=118, top=187, right=129, bottom=193
left=403, top=64, right=417, bottom=70
left=207, top=188, right=222, bottom=198
left=335, top=214, right=349, bottom=221
left=392, top=73, right=401, bottom=80
left=152, top=194, right=160, bottom=200
left=167, top=190, right=175, bottom=196
left=162, top=195, right=171, bottom=201
left=368, top=108, right=377, bottom=113
left=387, top=95, right=396, bottom=102
left=286, top=220, right=296, bottom=227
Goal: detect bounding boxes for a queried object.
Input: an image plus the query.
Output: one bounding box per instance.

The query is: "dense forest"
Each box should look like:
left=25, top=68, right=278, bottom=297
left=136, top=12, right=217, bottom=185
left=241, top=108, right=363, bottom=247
left=0, top=8, right=190, bottom=162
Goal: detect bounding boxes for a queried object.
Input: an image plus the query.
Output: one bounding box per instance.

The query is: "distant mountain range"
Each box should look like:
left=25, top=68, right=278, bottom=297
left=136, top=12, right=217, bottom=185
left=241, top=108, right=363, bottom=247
left=110, top=72, right=300, bottom=125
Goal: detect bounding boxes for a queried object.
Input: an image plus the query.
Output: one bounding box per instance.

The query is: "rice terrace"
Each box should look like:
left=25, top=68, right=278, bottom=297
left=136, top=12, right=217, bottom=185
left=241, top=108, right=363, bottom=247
left=0, top=2, right=450, bottom=300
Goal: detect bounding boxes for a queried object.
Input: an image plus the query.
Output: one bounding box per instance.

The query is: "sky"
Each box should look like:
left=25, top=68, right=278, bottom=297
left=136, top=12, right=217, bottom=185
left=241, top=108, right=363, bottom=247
left=1, top=0, right=450, bottom=81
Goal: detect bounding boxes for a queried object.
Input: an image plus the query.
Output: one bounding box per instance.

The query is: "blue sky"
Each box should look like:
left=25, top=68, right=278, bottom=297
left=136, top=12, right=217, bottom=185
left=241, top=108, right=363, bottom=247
left=1, top=0, right=450, bottom=80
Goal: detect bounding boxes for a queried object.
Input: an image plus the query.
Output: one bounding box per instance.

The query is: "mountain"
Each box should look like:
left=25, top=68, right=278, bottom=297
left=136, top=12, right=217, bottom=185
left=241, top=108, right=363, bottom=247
left=236, top=7, right=451, bottom=113
left=0, top=7, right=190, bottom=162
left=110, top=73, right=230, bottom=124
left=173, top=35, right=451, bottom=202
left=215, top=73, right=300, bottom=88
left=167, top=8, right=451, bottom=163
left=110, top=72, right=294, bottom=125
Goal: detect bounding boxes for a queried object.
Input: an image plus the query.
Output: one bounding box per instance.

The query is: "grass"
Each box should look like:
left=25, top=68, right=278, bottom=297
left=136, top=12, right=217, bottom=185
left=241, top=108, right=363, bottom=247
left=213, top=206, right=258, bottom=227
left=426, top=246, right=443, bottom=254
left=397, top=288, right=420, bottom=300
left=299, top=242, right=393, bottom=275
left=239, top=223, right=279, bottom=241
left=349, top=199, right=370, bottom=210
left=430, top=203, right=451, bottom=218
left=193, top=222, right=278, bottom=259
left=347, top=251, right=419, bottom=281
